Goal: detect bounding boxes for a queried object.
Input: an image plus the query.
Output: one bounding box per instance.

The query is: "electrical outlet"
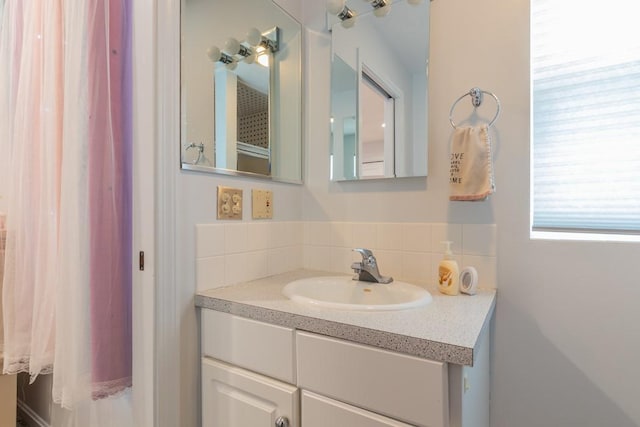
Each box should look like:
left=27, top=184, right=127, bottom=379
left=252, top=189, right=273, bottom=219
left=217, top=186, right=243, bottom=220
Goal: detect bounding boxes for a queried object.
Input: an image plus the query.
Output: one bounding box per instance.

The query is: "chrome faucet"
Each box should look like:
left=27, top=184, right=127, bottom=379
left=351, top=248, right=393, bottom=284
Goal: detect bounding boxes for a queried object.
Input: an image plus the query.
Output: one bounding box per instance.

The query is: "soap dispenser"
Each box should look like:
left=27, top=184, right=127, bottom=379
left=438, top=241, right=460, bottom=296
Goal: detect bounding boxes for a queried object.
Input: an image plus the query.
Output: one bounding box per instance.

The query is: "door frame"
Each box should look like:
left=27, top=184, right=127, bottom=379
left=133, top=0, right=180, bottom=425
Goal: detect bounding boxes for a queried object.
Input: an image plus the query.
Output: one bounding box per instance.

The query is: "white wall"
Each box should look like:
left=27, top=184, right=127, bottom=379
left=175, top=173, right=303, bottom=427
left=303, top=1, right=640, bottom=426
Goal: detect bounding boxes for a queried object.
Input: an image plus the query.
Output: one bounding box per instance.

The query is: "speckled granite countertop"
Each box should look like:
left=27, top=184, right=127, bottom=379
left=195, top=269, right=496, bottom=366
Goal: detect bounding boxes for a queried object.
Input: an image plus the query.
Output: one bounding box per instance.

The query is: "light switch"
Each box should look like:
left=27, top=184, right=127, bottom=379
left=252, top=189, right=273, bottom=219
left=217, top=186, right=242, bottom=220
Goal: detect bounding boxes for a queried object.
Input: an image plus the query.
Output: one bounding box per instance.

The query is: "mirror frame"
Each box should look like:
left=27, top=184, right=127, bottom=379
left=179, top=0, right=303, bottom=184
left=328, top=0, right=430, bottom=181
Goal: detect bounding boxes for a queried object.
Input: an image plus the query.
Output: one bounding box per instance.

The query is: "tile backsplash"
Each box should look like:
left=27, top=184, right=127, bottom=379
left=195, top=221, right=497, bottom=290
left=195, top=222, right=304, bottom=291
left=304, top=222, right=497, bottom=289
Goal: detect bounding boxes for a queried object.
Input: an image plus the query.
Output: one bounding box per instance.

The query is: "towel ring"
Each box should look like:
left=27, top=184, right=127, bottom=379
left=449, top=87, right=501, bottom=129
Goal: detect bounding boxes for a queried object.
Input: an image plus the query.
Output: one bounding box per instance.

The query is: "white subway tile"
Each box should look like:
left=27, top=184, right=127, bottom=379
left=267, top=247, right=289, bottom=276
left=196, top=256, right=226, bottom=291
left=373, top=250, right=403, bottom=280
left=268, top=245, right=304, bottom=276
left=377, top=223, right=403, bottom=251
left=462, top=224, right=497, bottom=256
left=402, top=223, right=432, bottom=253
left=304, top=221, right=332, bottom=246
left=268, top=222, right=287, bottom=249
left=461, top=255, right=497, bottom=289
left=245, top=251, right=269, bottom=282
left=351, top=223, right=378, bottom=250
left=225, top=223, right=248, bottom=254
left=330, top=222, right=354, bottom=248
left=195, top=224, right=225, bottom=258
left=401, top=252, right=432, bottom=283
left=289, top=245, right=304, bottom=270
left=247, top=222, right=269, bottom=251
left=225, top=253, right=248, bottom=285
left=287, top=222, right=304, bottom=247
left=330, top=246, right=355, bottom=275
left=275, top=221, right=302, bottom=248
left=303, top=245, right=332, bottom=272
left=431, top=223, right=463, bottom=254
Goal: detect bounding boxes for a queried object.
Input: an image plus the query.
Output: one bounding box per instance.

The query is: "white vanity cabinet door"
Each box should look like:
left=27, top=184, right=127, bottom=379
left=202, top=357, right=299, bottom=427
left=302, top=391, right=414, bottom=427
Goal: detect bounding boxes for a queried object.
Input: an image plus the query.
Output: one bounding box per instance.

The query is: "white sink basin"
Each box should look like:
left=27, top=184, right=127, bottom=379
left=282, top=276, right=432, bottom=311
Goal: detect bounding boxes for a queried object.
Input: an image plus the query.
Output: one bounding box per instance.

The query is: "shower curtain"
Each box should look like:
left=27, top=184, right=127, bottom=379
left=0, top=0, right=133, bottom=424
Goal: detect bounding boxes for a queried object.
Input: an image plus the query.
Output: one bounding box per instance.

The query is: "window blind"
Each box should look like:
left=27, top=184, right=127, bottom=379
left=532, top=0, right=640, bottom=233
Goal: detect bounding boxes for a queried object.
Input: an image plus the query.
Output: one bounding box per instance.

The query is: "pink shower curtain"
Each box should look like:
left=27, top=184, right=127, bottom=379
left=87, top=0, right=133, bottom=399
left=0, top=0, right=132, bottom=417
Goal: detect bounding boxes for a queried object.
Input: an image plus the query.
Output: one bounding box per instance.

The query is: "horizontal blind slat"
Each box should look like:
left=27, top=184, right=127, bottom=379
left=532, top=0, right=640, bottom=233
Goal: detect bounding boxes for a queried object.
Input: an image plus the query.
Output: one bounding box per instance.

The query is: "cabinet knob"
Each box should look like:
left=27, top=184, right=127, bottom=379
left=275, top=416, right=290, bottom=427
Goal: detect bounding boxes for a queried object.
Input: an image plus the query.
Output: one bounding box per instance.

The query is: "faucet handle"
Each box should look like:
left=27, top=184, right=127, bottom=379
left=353, top=248, right=374, bottom=258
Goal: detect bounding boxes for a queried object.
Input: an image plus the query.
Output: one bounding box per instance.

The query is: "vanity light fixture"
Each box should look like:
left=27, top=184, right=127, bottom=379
left=326, top=0, right=357, bottom=28
left=328, top=0, right=424, bottom=28
left=256, top=46, right=269, bottom=67
left=207, top=46, right=238, bottom=70
left=225, top=37, right=256, bottom=64
left=366, top=0, right=391, bottom=17
left=248, top=27, right=280, bottom=67
left=246, top=28, right=262, bottom=47
left=246, top=27, right=280, bottom=53
left=207, top=27, right=280, bottom=69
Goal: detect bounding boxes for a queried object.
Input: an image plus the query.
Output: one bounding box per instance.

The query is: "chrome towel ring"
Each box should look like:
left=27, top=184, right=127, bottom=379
left=449, top=87, right=501, bottom=129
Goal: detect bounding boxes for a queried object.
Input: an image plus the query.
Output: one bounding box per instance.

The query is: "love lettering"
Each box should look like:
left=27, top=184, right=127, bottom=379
left=450, top=152, right=464, bottom=184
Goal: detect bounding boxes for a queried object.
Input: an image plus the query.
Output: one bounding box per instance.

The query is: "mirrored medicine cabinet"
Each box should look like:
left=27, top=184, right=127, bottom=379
left=329, top=0, right=430, bottom=181
left=181, top=0, right=302, bottom=184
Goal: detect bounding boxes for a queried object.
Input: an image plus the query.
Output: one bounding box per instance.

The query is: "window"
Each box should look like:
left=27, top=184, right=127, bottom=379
left=531, top=0, right=640, bottom=237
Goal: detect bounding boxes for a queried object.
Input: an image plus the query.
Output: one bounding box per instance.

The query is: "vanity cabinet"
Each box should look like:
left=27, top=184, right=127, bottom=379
left=201, top=309, right=490, bottom=427
left=202, top=358, right=298, bottom=427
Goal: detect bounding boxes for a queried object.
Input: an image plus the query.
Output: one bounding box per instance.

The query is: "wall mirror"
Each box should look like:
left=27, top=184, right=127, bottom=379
left=329, top=0, right=429, bottom=181
left=181, top=0, right=302, bottom=183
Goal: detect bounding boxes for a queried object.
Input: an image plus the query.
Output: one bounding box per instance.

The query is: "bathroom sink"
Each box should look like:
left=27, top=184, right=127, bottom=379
left=282, top=276, right=432, bottom=311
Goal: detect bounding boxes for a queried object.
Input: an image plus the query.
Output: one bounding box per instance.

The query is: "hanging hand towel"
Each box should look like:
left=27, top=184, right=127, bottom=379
left=449, top=125, right=495, bottom=201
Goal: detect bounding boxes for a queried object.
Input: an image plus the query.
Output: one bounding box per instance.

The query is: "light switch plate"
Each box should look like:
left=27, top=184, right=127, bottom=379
left=252, top=189, right=273, bottom=219
left=217, top=186, right=243, bottom=220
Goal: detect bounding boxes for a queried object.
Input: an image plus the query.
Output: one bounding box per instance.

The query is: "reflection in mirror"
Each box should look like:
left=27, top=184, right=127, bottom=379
left=181, top=0, right=302, bottom=183
left=330, top=55, right=358, bottom=180
left=329, top=0, right=429, bottom=180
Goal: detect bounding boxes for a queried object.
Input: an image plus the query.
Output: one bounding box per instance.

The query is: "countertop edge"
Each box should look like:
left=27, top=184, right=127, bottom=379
left=471, top=295, right=497, bottom=366
left=195, top=294, right=476, bottom=366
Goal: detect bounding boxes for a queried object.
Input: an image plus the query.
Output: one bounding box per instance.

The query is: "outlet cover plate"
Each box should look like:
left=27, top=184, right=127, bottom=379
left=252, top=189, right=273, bottom=219
left=217, top=186, right=243, bottom=220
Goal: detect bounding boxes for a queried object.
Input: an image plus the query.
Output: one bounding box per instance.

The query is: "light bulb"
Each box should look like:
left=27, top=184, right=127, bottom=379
left=224, top=37, right=241, bottom=55
left=246, top=28, right=262, bottom=46
left=226, top=60, right=238, bottom=71
left=341, top=16, right=356, bottom=28
left=326, top=0, right=346, bottom=15
left=206, top=46, right=221, bottom=62
left=373, top=4, right=390, bottom=17
left=257, top=53, right=269, bottom=67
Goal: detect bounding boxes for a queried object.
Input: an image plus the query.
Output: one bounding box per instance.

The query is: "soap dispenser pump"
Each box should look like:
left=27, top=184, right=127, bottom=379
left=438, top=241, right=460, bottom=296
